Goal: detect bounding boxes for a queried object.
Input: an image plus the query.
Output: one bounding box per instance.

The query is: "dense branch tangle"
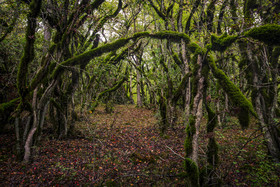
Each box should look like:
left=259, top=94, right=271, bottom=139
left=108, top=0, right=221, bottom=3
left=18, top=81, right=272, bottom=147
left=0, top=0, right=279, bottom=185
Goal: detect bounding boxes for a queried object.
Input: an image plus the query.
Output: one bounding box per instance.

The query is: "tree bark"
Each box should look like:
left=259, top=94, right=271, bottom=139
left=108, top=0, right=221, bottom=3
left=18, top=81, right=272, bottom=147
left=191, top=55, right=204, bottom=163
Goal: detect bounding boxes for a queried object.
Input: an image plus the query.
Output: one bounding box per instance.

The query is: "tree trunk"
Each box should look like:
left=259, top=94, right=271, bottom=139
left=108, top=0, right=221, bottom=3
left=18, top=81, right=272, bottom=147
left=136, top=66, right=142, bottom=107
left=190, top=62, right=204, bottom=163
left=184, top=54, right=204, bottom=186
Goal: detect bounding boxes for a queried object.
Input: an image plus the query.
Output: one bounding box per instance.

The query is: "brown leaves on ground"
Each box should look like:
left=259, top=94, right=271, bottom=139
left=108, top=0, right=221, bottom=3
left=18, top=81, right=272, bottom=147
left=0, top=105, right=279, bottom=186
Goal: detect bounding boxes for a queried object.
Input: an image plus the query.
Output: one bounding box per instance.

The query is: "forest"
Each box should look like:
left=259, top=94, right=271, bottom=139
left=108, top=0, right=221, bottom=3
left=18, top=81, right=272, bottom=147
left=0, top=0, right=280, bottom=186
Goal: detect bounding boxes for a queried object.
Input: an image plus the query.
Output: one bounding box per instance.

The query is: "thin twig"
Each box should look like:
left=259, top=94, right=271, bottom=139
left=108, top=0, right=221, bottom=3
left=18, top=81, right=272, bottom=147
left=165, top=145, right=185, bottom=159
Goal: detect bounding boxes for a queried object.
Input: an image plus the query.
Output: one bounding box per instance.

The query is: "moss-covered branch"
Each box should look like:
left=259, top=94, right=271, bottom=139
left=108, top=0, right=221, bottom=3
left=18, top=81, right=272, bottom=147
left=150, top=31, right=190, bottom=43
left=52, top=31, right=190, bottom=80
left=185, top=0, right=201, bottom=34
left=83, top=0, right=122, bottom=50
left=147, top=0, right=167, bottom=21
left=0, top=98, right=20, bottom=125
left=208, top=55, right=257, bottom=128
left=209, top=33, right=238, bottom=52
left=89, top=70, right=128, bottom=112
left=171, top=50, right=183, bottom=66
left=17, top=0, right=42, bottom=99
left=244, top=24, right=280, bottom=46
left=206, top=0, right=217, bottom=32
left=51, top=38, right=130, bottom=79
left=172, top=73, right=191, bottom=103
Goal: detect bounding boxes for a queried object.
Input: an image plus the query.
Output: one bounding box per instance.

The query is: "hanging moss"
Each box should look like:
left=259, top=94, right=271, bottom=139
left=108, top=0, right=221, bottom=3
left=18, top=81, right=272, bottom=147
left=244, top=24, right=280, bottom=46
left=184, top=158, right=199, bottom=186
left=208, top=56, right=256, bottom=128
left=210, top=33, right=238, bottom=52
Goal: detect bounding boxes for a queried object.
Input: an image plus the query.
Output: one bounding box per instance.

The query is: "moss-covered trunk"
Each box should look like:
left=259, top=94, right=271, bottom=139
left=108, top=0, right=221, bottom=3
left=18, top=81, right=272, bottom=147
left=184, top=54, right=204, bottom=186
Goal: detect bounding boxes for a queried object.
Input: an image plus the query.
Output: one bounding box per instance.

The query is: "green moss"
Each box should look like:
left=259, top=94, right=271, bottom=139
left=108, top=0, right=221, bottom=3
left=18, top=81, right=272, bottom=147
left=184, top=136, right=192, bottom=157
left=185, top=115, right=196, bottom=157
left=210, top=33, right=238, bottom=52
left=171, top=50, right=182, bottom=66
left=51, top=38, right=130, bottom=79
left=151, top=30, right=190, bottom=43
left=132, top=31, right=150, bottom=39
left=237, top=107, right=250, bottom=129
left=208, top=57, right=256, bottom=128
left=0, top=98, right=20, bottom=125
left=207, top=137, right=219, bottom=166
left=0, top=98, right=19, bottom=114
left=206, top=105, right=217, bottom=133
left=244, top=24, right=280, bottom=46
left=172, top=73, right=190, bottom=103
left=184, top=158, right=199, bottom=186
left=89, top=74, right=128, bottom=112
left=187, top=42, right=201, bottom=53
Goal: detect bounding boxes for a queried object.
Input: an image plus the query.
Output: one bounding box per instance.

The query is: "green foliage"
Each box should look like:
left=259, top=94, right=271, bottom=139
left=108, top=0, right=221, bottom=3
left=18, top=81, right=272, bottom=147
left=184, top=158, right=199, bottom=186
left=210, top=33, right=238, bottom=52
left=244, top=24, right=280, bottom=46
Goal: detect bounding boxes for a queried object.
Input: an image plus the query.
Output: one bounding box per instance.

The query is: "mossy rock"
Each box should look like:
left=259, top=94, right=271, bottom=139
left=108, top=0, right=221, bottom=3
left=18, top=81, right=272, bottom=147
left=244, top=24, right=280, bottom=46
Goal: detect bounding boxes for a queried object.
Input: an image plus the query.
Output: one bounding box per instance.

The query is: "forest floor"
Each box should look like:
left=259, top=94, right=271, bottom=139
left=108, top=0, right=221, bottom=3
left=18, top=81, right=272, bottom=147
left=1, top=105, right=280, bottom=186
